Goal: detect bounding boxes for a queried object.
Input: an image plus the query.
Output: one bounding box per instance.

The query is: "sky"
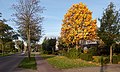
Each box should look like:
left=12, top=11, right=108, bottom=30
left=0, top=0, right=120, bottom=43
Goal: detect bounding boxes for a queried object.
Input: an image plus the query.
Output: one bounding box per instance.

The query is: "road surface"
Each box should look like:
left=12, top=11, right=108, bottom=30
left=0, top=54, right=25, bottom=72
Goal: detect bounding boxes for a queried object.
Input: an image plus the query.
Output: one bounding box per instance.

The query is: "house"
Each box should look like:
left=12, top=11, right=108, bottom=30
left=79, top=40, right=98, bottom=48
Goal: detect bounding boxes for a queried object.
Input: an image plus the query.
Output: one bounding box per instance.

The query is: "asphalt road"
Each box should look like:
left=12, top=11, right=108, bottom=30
left=0, top=54, right=25, bottom=72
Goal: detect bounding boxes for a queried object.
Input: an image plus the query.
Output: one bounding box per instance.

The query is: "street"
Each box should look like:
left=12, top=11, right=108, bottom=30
left=0, top=54, right=25, bottom=72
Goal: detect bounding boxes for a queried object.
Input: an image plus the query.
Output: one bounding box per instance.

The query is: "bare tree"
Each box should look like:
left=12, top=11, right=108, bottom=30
left=12, top=0, right=44, bottom=59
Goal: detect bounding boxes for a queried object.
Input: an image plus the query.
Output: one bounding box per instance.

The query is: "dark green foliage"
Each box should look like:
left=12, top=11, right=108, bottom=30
left=103, top=57, right=110, bottom=64
left=88, top=47, right=97, bottom=56
left=42, top=37, right=56, bottom=54
left=93, top=56, right=109, bottom=64
left=113, top=44, right=120, bottom=54
left=118, top=54, right=120, bottom=62
left=98, top=2, right=120, bottom=63
left=0, top=21, right=13, bottom=42
left=99, top=56, right=109, bottom=64
left=0, top=16, right=14, bottom=54
left=98, top=2, right=120, bottom=46
left=93, top=56, right=101, bottom=63
left=112, top=55, right=120, bottom=64
left=58, top=50, right=66, bottom=56
left=79, top=53, right=93, bottom=61
left=100, top=56, right=104, bottom=65
left=65, top=48, right=80, bottom=59
left=97, top=46, right=110, bottom=56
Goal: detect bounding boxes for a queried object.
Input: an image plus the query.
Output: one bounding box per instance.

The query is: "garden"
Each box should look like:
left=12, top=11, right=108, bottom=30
left=41, top=2, right=120, bottom=69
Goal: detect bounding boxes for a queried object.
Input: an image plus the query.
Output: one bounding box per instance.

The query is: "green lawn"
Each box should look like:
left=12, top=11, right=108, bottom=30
left=19, top=56, right=37, bottom=70
left=0, top=53, right=13, bottom=57
left=41, top=55, right=99, bottom=69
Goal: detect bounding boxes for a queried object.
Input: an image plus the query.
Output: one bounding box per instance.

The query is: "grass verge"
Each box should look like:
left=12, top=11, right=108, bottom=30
left=0, top=53, right=14, bottom=57
left=41, top=55, right=99, bottom=69
left=19, top=56, right=37, bottom=70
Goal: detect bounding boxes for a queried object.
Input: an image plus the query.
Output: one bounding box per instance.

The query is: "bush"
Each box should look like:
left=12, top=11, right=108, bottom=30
left=103, top=56, right=109, bottom=64
left=42, top=51, right=49, bottom=54
left=92, top=56, right=109, bottom=64
left=88, top=47, right=97, bottom=56
left=93, top=56, right=101, bottom=63
left=112, top=55, right=119, bottom=64
left=58, top=50, right=66, bottom=56
left=80, top=53, right=93, bottom=61
left=65, top=48, right=80, bottom=59
left=118, top=54, right=120, bottom=62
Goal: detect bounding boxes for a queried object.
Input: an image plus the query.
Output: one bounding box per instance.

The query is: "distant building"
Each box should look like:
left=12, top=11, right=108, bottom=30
left=55, top=40, right=59, bottom=51
left=79, top=40, right=98, bottom=48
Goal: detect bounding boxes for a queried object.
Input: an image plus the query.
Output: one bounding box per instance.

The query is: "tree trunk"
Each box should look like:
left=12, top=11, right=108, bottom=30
left=2, top=44, right=4, bottom=56
left=76, top=41, right=79, bottom=50
left=110, top=45, right=113, bottom=64
left=67, top=47, right=70, bottom=52
left=24, top=45, right=27, bottom=53
left=27, top=29, right=31, bottom=60
left=76, top=45, right=79, bottom=50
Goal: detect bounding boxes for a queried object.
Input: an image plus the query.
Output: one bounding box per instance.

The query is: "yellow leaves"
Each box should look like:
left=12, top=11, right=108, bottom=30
left=84, top=21, right=90, bottom=26
left=84, top=29, right=87, bottom=33
left=76, top=19, right=79, bottom=24
left=61, top=2, right=97, bottom=45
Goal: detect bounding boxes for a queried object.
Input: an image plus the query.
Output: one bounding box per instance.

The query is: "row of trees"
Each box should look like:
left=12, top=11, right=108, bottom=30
left=60, top=2, right=120, bottom=63
left=0, top=13, right=15, bottom=55
left=0, top=0, right=43, bottom=59
left=42, top=37, right=57, bottom=54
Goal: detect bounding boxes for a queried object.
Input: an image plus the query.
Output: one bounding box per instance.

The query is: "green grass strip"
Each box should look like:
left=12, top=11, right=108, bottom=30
left=41, top=55, right=99, bottom=69
left=19, top=57, right=37, bottom=70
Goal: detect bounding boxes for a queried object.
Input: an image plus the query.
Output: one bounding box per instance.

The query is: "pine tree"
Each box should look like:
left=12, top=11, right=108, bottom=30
left=98, top=2, right=120, bottom=63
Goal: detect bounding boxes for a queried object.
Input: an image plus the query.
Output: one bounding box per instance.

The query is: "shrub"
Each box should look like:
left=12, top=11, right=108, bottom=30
left=65, top=48, right=80, bottom=59
left=103, top=56, right=109, bottom=64
left=53, top=52, right=59, bottom=55
left=88, top=47, right=97, bottom=56
left=42, top=51, right=49, bottom=54
left=58, top=50, right=66, bottom=56
left=93, top=56, right=101, bottom=63
left=118, top=54, right=120, bottom=62
left=92, top=56, right=109, bottom=64
left=80, top=53, right=93, bottom=61
left=112, top=55, right=119, bottom=64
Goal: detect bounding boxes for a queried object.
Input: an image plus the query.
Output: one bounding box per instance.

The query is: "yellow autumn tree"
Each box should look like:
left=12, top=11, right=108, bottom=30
left=61, top=2, right=97, bottom=50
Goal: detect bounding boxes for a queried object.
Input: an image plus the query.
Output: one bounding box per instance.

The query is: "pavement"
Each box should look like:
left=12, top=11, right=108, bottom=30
left=0, top=53, right=25, bottom=72
left=35, top=54, right=62, bottom=72
left=13, top=68, right=37, bottom=72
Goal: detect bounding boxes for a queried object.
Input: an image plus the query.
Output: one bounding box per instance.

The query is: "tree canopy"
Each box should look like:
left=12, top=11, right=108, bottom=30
left=98, top=2, right=120, bottom=63
left=98, top=2, right=120, bottom=46
left=0, top=16, right=13, bottom=55
left=12, top=0, right=44, bottom=58
left=61, top=2, right=97, bottom=49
